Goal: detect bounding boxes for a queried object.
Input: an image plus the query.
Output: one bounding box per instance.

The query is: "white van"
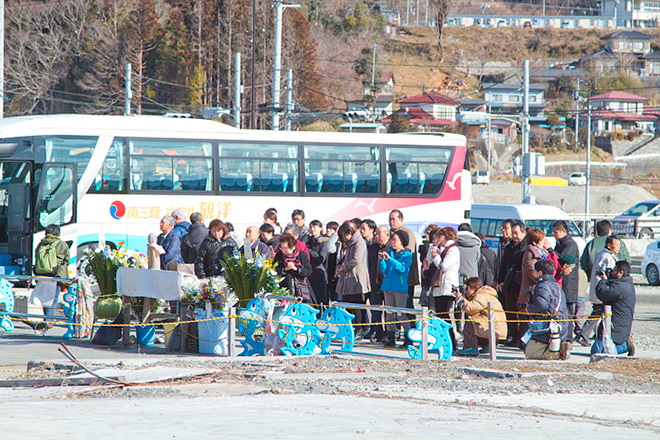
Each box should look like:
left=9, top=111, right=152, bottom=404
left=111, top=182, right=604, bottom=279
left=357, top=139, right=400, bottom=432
left=471, top=203, right=586, bottom=251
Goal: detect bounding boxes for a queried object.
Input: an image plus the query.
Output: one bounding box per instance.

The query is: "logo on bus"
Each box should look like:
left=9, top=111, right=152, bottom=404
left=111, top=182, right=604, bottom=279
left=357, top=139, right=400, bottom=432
left=110, top=201, right=126, bottom=219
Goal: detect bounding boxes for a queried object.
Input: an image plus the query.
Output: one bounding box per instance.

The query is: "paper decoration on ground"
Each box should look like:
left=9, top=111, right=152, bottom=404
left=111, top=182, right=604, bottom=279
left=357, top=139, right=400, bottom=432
left=238, top=297, right=269, bottom=356
left=277, top=303, right=322, bottom=356
left=316, top=307, right=355, bottom=354
left=407, top=317, right=454, bottom=360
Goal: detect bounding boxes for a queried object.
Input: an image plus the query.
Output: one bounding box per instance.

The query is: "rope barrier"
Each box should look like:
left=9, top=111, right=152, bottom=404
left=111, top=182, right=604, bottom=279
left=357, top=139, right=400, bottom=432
left=0, top=369, right=25, bottom=374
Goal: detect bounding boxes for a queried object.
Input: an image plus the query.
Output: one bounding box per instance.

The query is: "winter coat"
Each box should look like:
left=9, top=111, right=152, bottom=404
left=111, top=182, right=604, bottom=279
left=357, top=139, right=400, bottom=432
left=379, top=247, right=413, bottom=294
left=240, top=240, right=271, bottom=260
left=367, top=240, right=384, bottom=294
left=273, top=249, right=313, bottom=300
left=580, top=236, right=630, bottom=280
left=194, top=235, right=238, bottom=278
left=392, top=225, right=419, bottom=286
left=305, top=234, right=329, bottom=304
left=157, top=230, right=183, bottom=270
left=460, top=285, right=507, bottom=340
left=34, top=235, right=70, bottom=279
left=431, top=240, right=460, bottom=297
left=336, top=232, right=371, bottom=296
left=527, top=274, right=570, bottom=344
left=478, top=242, right=498, bottom=287
left=553, top=234, right=580, bottom=303
left=519, top=244, right=545, bottom=303
left=498, top=238, right=526, bottom=296
left=180, top=222, right=208, bottom=264
left=589, top=248, right=617, bottom=303
left=171, top=221, right=190, bottom=241
left=457, top=231, right=481, bottom=278
left=596, top=275, right=636, bottom=346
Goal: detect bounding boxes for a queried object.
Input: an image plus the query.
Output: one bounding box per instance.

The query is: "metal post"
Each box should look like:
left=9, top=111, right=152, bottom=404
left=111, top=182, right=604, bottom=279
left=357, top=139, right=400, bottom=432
left=285, top=69, right=293, bottom=131
left=251, top=0, right=256, bottom=129
left=271, top=1, right=283, bottom=130
left=370, top=43, right=377, bottom=91
left=487, top=101, right=492, bottom=176
left=602, top=304, right=614, bottom=355
left=522, top=60, right=531, bottom=204
left=421, top=306, right=428, bottom=360
left=586, top=105, right=592, bottom=227
left=574, top=80, right=580, bottom=148
left=125, top=63, right=132, bottom=116
left=488, top=301, right=496, bottom=361
left=228, top=306, right=237, bottom=357
left=0, top=0, right=4, bottom=119
left=234, top=52, right=241, bottom=129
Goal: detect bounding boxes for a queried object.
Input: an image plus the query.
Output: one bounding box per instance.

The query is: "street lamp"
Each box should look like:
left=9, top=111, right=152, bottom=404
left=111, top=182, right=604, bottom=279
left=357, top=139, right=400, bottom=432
left=575, top=78, right=592, bottom=236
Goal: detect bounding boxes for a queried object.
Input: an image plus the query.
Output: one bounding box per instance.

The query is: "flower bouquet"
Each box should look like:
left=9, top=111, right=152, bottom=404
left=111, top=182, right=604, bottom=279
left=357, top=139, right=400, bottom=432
left=219, top=252, right=288, bottom=302
left=182, top=276, right=238, bottom=355
left=82, top=246, right=147, bottom=320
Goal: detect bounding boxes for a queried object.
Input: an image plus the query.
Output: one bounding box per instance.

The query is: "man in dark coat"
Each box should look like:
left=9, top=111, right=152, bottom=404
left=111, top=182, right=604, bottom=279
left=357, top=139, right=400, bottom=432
left=498, top=221, right=527, bottom=347
left=552, top=220, right=580, bottom=338
left=181, top=212, right=208, bottom=264
left=302, top=220, right=328, bottom=305
left=389, top=210, right=419, bottom=319
left=593, top=261, right=636, bottom=355
left=475, top=232, right=497, bottom=287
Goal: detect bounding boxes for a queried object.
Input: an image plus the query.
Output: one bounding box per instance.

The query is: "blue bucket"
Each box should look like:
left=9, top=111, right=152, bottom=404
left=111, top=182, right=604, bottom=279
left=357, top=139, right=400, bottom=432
left=136, top=325, right=155, bottom=347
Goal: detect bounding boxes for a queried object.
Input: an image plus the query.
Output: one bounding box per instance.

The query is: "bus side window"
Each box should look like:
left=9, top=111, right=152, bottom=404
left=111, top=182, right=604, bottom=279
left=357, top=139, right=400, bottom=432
left=471, top=218, right=482, bottom=235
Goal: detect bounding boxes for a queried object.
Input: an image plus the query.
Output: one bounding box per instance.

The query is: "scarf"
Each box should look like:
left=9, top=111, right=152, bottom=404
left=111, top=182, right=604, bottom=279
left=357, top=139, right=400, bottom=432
left=283, top=247, right=301, bottom=269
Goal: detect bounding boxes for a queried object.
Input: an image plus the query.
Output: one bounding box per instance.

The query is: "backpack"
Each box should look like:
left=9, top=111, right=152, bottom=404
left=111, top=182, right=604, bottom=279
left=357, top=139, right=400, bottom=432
left=35, top=241, right=59, bottom=275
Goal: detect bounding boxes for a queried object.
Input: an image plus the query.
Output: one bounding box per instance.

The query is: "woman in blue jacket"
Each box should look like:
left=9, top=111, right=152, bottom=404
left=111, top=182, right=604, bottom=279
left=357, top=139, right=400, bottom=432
left=380, top=229, right=413, bottom=347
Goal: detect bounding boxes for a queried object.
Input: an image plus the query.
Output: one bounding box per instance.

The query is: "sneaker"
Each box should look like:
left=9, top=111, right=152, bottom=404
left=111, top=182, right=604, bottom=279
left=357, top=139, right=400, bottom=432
left=560, top=341, right=571, bottom=360
left=627, top=335, right=635, bottom=357
left=34, top=322, right=49, bottom=336
left=479, top=345, right=490, bottom=355
left=457, top=348, right=480, bottom=357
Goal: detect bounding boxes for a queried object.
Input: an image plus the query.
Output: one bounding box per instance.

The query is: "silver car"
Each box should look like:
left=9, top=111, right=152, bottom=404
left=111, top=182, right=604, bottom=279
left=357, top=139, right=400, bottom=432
left=612, top=200, right=660, bottom=239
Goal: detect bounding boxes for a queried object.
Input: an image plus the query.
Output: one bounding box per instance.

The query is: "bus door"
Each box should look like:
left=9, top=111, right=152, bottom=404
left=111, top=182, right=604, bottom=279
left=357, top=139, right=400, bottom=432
left=0, top=161, right=33, bottom=275
left=34, top=163, right=77, bottom=273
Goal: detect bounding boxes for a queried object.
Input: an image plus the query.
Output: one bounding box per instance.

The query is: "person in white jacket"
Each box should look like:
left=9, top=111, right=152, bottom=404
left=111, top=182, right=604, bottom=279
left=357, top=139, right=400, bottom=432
left=575, top=235, right=620, bottom=346
left=430, top=226, right=461, bottom=349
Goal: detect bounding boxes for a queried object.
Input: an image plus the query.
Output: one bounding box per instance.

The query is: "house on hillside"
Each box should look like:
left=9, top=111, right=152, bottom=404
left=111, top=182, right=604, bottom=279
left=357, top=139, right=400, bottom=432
left=346, top=72, right=396, bottom=120
left=482, top=83, right=547, bottom=121
left=601, top=0, right=660, bottom=28
left=588, top=91, right=657, bottom=135
left=384, top=91, right=459, bottom=132
left=578, top=30, right=660, bottom=76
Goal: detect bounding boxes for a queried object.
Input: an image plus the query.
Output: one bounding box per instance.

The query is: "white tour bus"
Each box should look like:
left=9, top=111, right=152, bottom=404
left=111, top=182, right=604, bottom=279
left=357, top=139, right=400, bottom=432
left=0, top=114, right=471, bottom=277
left=471, top=203, right=586, bottom=251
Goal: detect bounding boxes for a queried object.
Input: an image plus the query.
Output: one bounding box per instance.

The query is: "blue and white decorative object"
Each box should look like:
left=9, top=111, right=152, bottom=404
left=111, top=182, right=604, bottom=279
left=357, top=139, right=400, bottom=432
left=238, top=296, right=271, bottom=356
left=407, top=317, right=454, bottom=360
left=196, top=303, right=230, bottom=355
left=316, top=307, right=355, bottom=354
left=0, top=278, right=14, bottom=333
left=277, top=303, right=322, bottom=356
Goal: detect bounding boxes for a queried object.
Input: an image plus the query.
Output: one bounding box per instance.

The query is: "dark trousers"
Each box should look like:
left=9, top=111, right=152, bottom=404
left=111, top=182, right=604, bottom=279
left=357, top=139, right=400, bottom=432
left=406, top=285, right=415, bottom=322
left=502, top=287, right=520, bottom=342
left=369, top=290, right=384, bottom=337
left=434, top=296, right=457, bottom=349
left=343, top=293, right=368, bottom=331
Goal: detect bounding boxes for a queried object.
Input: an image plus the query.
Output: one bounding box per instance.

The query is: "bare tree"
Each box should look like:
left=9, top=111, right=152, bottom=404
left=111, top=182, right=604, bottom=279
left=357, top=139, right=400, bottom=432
left=5, top=0, right=90, bottom=114
left=430, top=0, right=453, bottom=62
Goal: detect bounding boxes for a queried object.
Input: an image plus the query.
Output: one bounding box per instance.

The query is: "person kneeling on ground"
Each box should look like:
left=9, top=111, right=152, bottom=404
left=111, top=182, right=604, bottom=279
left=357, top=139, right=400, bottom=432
left=455, top=277, right=507, bottom=356
left=524, top=259, right=571, bottom=361
left=591, top=261, right=636, bottom=356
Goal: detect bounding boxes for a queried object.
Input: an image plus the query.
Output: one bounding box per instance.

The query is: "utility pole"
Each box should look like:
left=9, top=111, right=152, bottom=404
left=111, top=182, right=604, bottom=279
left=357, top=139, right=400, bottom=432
left=271, top=0, right=300, bottom=131
left=487, top=101, right=492, bottom=177
left=522, top=60, right=531, bottom=204
left=285, top=69, right=293, bottom=131
left=586, top=104, right=592, bottom=233
left=0, top=0, right=4, bottom=119
left=234, top=52, right=241, bottom=129
left=574, top=80, right=580, bottom=148
left=371, top=44, right=377, bottom=91
left=125, top=63, right=132, bottom=116
left=251, top=0, right=256, bottom=129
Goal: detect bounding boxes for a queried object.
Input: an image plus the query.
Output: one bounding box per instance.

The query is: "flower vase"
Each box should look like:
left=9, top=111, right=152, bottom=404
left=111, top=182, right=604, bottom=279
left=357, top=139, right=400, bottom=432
left=93, top=295, right=123, bottom=320
left=195, top=304, right=229, bottom=355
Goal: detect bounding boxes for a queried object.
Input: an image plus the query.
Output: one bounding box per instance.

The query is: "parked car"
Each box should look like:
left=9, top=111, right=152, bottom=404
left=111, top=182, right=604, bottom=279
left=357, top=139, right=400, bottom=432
left=568, top=172, right=586, bottom=186
left=472, top=171, right=490, bottom=185
left=642, top=240, right=660, bottom=285
left=612, top=199, right=660, bottom=238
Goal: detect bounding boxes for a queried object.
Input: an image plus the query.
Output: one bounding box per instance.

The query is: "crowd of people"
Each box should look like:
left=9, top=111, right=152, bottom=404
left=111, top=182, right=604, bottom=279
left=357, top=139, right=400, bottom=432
left=151, top=207, right=637, bottom=360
